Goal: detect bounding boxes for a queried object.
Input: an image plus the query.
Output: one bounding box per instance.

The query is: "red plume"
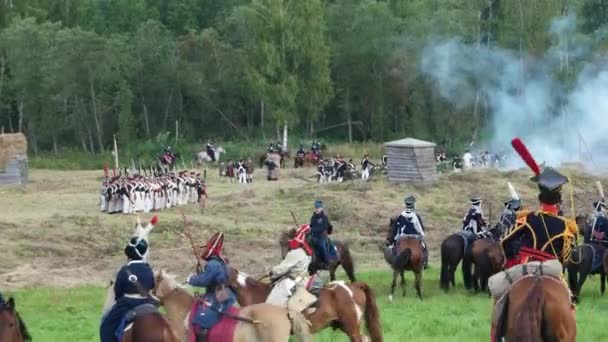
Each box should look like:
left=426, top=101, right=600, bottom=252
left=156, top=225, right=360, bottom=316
left=150, top=215, right=158, bottom=226
left=511, top=138, right=540, bottom=175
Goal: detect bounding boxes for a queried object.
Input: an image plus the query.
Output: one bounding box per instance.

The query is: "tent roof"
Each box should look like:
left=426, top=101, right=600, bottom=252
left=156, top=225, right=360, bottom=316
left=384, top=137, right=436, bottom=148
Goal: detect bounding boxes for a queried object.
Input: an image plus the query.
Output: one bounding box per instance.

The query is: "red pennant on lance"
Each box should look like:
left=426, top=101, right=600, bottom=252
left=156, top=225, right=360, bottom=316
left=511, top=138, right=540, bottom=175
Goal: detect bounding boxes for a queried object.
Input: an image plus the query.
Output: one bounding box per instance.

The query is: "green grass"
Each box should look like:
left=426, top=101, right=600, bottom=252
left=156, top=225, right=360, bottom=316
left=7, top=269, right=608, bottom=342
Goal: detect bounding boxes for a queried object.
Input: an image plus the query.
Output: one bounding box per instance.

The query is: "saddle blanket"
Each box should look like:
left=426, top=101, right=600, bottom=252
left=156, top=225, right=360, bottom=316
left=188, top=302, right=239, bottom=342
left=488, top=259, right=563, bottom=300
left=115, top=304, right=158, bottom=341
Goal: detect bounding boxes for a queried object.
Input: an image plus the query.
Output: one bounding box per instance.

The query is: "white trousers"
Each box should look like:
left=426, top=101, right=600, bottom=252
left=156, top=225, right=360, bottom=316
left=362, top=168, right=370, bottom=179
left=239, top=172, right=247, bottom=184
left=266, top=278, right=296, bottom=308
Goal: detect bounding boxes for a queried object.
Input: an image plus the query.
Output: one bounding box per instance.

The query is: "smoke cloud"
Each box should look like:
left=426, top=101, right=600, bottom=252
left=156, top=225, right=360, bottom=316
left=420, top=14, right=608, bottom=169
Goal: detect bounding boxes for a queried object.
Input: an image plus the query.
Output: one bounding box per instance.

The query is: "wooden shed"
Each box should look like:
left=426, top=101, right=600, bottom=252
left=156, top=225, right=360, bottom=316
left=384, top=137, right=437, bottom=183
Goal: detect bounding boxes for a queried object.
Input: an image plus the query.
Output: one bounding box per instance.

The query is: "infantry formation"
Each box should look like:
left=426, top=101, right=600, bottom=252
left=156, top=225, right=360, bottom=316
left=3, top=136, right=601, bottom=342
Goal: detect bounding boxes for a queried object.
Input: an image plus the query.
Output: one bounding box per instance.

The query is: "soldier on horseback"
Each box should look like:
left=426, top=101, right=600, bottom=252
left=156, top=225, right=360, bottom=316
left=462, top=196, right=488, bottom=235
left=188, top=232, right=236, bottom=342
left=100, top=216, right=158, bottom=342
left=309, top=200, right=335, bottom=268
left=266, top=224, right=314, bottom=308
left=501, top=168, right=578, bottom=268
left=589, top=199, right=608, bottom=245
left=387, top=196, right=428, bottom=269
left=297, top=144, right=305, bottom=158
left=267, top=141, right=275, bottom=153
left=206, top=140, right=216, bottom=162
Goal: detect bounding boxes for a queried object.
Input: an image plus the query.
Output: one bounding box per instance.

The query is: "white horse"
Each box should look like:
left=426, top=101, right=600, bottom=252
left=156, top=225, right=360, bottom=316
left=197, top=146, right=225, bottom=165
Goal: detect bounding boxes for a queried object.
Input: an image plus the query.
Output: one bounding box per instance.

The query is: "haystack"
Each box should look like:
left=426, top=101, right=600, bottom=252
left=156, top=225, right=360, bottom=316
left=0, top=133, right=27, bottom=169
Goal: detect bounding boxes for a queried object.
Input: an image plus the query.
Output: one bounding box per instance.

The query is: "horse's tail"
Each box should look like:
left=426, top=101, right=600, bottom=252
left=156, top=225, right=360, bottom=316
left=357, top=282, right=383, bottom=342
left=338, top=242, right=357, bottom=282
left=440, top=238, right=452, bottom=291
left=395, top=248, right=411, bottom=271
left=513, top=277, right=545, bottom=341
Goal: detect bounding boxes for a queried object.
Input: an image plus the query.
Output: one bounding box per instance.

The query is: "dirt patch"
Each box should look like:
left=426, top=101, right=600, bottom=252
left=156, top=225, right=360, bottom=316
left=1, top=167, right=606, bottom=290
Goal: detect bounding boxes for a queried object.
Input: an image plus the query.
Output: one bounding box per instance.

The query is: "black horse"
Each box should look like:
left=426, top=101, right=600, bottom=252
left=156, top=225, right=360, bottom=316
left=565, top=216, right=607, bottom=303
left=279, top=229, right=356, bottom=282
left=440, top=231, right=473, bottom=291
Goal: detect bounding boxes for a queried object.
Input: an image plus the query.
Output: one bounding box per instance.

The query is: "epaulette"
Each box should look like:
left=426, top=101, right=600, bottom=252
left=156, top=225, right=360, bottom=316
left=564, top=217, right=579, bottom=235
left=515, top=210, right=532, bottom=224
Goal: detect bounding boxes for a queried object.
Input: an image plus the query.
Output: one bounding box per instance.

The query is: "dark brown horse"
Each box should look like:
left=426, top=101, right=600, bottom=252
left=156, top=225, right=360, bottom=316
left=501, top=275, right=575, bottom=341
left=0, top=297, right=30, bottom=342
left=226, top=267, right=383, bottom=342
left=470, top=223, right=508, bottom=293
left=383, top=236, right=425, bottom=300
left=440, top=232, right=473, bottom=291
left=121, top=313, right=179, bottom=342
left=279, top=229, right=356, bottom=282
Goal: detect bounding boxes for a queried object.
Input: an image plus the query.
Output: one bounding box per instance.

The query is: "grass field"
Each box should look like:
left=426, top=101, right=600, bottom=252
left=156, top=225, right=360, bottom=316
left=2, top=165, right=608, bottom=341
left=6, top=269, right=608, bottom=342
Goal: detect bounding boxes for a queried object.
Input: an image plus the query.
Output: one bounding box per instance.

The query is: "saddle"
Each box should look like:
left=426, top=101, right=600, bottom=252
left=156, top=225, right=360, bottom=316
left=188, top=302, right=240, bottom=342
left=306, top=236, right=339, bottom=264
left=115, top=304, right=158, bottom=340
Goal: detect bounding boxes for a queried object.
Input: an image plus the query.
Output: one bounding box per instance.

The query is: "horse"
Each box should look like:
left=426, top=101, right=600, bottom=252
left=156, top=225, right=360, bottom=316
left=303, top=151, right=320, bottom=166
left=279, top=229, right=356, bottom=282
left=382, top=235, right=425, bottom=301
left=470, top=223, right=508, bottom=293
left=226, top=267, right=383, bottom=342
left=258, top=151, right=290, bottom=169
left=440, top=231, right=473, bottom=291
left=0, top=297, right=31, bottom=342
left=564, top=215, right=605, bottom=303
left=500, top=275, right=576, bottom=341
left=152, top=270, right=311, bottom=342
left=196, top=146, right=225, bottom=165
left=102, top=281, right=180, bottom=342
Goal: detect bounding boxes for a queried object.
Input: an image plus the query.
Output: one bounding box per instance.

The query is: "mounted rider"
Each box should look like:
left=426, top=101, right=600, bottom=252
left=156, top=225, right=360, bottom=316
left=206, top=140, right=216, bottom=162
left=309, top=200, right=335, bottom=267
left=100, top=216, right=158, bottom=342
left=589, top=185, right=608, bottom=246
left=188, top=232, right=236, bottom=342
left=267, top=141, right=275, bottom=153
left=500, top=167, right=578, bottom=269
left=266, top=224, right=315, bottom=309
left=498, top=182, right=522, bottom=234
left=462, top=196, right=488, bottom=235
left=387, top=196, right=428, bottom=268
left=490, top=138, right=578, bottom=341
left=296, top=144, right=305, bottom=158
left=311, top=140, right=321, bottom=158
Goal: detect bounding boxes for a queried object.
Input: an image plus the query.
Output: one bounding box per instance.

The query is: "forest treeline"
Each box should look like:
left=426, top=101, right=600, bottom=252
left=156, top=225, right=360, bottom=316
left=0, top=0, right=606, bottom=154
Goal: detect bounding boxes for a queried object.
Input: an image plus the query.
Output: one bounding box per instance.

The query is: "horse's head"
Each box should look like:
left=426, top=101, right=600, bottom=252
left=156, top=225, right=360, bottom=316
left=0, top=297, right=29, bottom=342
left=152, top=269, right=185, bottom=305
left=387, top=217, right=397, bottom=239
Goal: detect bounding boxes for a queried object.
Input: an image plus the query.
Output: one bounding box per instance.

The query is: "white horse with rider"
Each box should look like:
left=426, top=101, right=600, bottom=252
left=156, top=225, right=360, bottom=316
left=196, top=145, right=225, bottom=165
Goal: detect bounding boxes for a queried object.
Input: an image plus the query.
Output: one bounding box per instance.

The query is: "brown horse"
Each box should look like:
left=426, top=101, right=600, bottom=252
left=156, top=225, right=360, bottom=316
left=0, top=297, right=30, bottom=342
left=470, top=223, right=508, bottom=293
left=153, top=270, right=311, bottom=342
left=279, top=229, right=356, bottom=282
left=258, top=151, right=290, bottom=169
left=383, top=236, right=425, bottom=300
left=226, top=267, right=383, bottom=342
left=501, top=275, right=576, bottom=341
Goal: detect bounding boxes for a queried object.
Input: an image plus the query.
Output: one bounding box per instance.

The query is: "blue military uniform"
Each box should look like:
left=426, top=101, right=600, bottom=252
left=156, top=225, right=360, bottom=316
left=590, top=201, right=608, bottom=245
left=309, top=200, right=335, bottom=265
left=388, top=196, right=428, bottom=267
left=189, top=256, right=236, bottom=330
left=462, top=197, right=487, bottom=234
left=100, top=238, right=156, bottom=342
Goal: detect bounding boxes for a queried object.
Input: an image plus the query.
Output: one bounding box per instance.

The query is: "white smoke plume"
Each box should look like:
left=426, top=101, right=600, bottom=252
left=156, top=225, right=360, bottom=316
left=420, top=14, right=608, bottom=169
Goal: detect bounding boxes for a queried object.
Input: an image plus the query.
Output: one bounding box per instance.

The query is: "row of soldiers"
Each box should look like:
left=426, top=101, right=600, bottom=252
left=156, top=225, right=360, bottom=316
left=100, top=170, right=206, bottom=214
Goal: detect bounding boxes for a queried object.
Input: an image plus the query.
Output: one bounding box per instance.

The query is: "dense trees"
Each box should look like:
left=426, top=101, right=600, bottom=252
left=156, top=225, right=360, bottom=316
left=0, top=0, right=602, bottom=154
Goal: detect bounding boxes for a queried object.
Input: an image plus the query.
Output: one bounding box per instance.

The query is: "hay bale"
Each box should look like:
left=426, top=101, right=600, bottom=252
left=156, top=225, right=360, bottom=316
left=0, top=133, right=27, bottom=169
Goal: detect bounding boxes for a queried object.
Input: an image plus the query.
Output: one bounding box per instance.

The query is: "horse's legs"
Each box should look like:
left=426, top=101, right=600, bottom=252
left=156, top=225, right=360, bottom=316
left=400, top=270, right=406, bottom=297
left=389, top=270, right=398, bottom=302
left=415, top=271, right=423, bottom=300
left=329, top=266, right=336, bottom=282
left=601, top=272, right=606, bottom=295
left=472, top=263, right=480, bottom=292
